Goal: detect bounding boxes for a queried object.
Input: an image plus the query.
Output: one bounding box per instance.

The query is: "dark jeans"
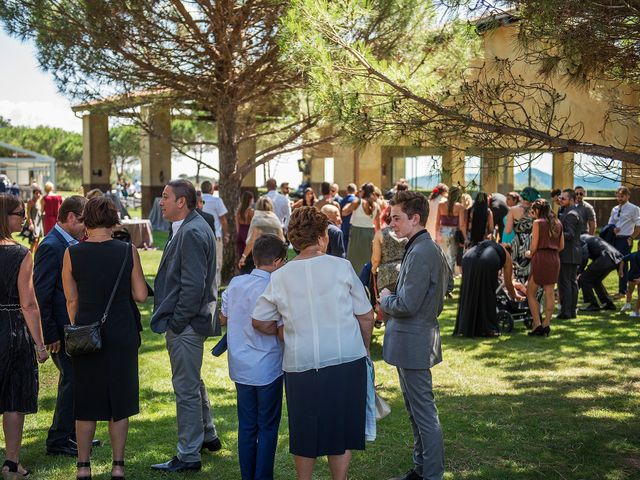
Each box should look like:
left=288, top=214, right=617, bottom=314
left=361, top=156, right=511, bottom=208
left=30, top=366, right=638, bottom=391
left=236, top=376, right=283, bottom=480
left=46, top=351, right=75, bottom=448
left=579, top=256, right=616, bottom=306
left=614, top=236, right=632, bottom=294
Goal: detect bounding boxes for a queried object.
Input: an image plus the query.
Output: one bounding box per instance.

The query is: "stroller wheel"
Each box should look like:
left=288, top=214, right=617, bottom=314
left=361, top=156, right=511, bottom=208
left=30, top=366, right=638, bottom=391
left=497, top=310, right=514, bottom=333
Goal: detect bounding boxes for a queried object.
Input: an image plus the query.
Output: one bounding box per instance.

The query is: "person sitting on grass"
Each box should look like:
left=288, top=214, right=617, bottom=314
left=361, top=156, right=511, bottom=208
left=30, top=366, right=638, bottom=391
left=220, top=233, right=288, bottom=480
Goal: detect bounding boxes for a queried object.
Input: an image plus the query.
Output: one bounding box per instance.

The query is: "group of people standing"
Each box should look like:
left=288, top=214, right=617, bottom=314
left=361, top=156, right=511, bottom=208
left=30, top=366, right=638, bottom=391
left=453, top=183, right=640, bottom=339
left=0, top=179, right=455, bottom=480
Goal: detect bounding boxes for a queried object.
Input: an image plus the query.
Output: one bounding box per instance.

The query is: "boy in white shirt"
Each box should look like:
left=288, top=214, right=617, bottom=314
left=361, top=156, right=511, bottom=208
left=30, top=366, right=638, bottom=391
left=219, top=234, right=287, bottom=480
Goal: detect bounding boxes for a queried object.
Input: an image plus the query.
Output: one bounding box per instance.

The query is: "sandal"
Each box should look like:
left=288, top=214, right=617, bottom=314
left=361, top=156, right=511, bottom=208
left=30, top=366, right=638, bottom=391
left=76, top=461, right=91, bottom=480
left=111, top=460, right=125, bottom=480
left=2, top=460, right=30, bottom=478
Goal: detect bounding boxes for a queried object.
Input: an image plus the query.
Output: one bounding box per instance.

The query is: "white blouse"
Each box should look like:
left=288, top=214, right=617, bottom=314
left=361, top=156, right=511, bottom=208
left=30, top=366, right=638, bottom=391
left=252, top=255, right=372, bottom=373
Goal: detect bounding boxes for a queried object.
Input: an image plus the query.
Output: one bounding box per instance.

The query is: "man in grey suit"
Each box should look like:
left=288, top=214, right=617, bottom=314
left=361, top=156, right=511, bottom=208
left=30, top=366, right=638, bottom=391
left=380, top=191, right=449, bottom=480
left=150, top=180, right=221, bottom=473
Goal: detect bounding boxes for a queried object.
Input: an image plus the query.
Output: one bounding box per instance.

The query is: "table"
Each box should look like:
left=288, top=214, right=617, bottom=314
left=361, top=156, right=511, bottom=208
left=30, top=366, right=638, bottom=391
left=118, top=219, right=154, bottom=248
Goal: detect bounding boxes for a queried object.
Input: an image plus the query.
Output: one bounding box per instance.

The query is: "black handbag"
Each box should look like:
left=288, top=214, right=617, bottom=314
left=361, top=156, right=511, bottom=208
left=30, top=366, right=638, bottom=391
left=64, top=242, right=130, bottom=356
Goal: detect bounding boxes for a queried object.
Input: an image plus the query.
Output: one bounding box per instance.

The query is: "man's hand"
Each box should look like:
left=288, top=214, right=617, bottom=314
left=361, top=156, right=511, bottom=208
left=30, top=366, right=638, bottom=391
left=379, top=287, right=392, bottom=300
left=614, top=227, right=621, bottom=235
left=46, top=341, right=61, bottom=354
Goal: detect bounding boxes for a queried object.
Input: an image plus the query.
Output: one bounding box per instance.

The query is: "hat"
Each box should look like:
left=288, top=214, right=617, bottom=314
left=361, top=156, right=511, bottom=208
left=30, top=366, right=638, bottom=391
left=520, top=186, right=540, bottom=203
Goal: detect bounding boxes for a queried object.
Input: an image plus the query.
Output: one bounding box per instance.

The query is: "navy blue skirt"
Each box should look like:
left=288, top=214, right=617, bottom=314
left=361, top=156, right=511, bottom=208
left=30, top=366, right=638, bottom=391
left=285, top=357, right=367, bottom=458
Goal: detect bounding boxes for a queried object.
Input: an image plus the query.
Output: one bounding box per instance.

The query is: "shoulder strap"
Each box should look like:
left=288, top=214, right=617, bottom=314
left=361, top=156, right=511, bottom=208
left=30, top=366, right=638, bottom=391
left=101, top=242, right=131, bottom=324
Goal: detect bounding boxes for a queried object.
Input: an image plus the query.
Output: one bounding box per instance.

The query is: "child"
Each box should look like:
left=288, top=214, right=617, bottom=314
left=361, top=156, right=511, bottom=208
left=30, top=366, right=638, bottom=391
left=620, top=251, right=640, bottom=316
left=219, top=234, right=287, bottom=480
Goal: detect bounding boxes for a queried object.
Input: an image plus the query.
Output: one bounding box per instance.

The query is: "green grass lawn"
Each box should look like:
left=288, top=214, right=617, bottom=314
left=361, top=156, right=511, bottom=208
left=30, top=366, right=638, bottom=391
left=3, top=241, right=640, bottom=479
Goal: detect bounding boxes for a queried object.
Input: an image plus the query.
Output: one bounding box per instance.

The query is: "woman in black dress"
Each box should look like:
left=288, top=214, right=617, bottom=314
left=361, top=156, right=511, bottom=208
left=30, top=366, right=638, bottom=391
left=454, top=241, right=523, bottom=337
left=0, top=193, right=49, bottom=478
left=62, top=196, right=147, bottom=480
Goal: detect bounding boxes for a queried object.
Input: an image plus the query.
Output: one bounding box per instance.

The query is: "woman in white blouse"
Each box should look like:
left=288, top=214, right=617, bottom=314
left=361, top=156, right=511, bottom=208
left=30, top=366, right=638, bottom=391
left=252, top=207, right=374, bottom=480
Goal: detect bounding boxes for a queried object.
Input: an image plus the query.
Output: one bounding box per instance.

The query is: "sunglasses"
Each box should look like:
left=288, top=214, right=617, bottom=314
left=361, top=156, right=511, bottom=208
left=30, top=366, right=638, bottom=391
left=575, top=192, right=585, bottom=196
left=8, top=209, right=25, bottom=217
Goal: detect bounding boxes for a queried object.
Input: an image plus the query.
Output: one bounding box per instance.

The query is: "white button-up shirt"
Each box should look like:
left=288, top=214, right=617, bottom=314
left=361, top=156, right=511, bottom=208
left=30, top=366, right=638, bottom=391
left=265, top=190, right=291, bottom=231
left=608, top=201, right=640, bottom=237
left=54, top=224, right=78, bottom=246
left=201, top=193, right=228, bottom=238
left=222, top=269, right=283, bottom=386
left=253, top=255, right=371, bottom=373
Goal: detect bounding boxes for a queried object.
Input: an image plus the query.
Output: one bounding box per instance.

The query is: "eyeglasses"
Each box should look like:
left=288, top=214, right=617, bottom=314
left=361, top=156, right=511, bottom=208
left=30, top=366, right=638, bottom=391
left=8, top=210, right=25, bottom=217
left=575, top=192, right=585, bottom=196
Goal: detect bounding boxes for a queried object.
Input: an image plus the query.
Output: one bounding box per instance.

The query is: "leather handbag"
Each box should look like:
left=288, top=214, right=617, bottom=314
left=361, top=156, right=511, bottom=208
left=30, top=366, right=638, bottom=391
left=64, top=242, right=130, bottom=356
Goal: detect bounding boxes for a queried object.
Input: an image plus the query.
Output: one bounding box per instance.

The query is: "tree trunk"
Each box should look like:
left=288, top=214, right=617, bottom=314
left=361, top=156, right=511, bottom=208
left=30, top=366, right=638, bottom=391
left=216, top=102, right=241, bottom=284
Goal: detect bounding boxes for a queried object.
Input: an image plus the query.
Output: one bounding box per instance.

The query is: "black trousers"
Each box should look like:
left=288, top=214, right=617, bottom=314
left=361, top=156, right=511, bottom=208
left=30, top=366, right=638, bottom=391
left=46, top=350, right=75, bottom=448
left=558, top=263, right=579, bottom=316
left=579, top=256, right=616, bottom=306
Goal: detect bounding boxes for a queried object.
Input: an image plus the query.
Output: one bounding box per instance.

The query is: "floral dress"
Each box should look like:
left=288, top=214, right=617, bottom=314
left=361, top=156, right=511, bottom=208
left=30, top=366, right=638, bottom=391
left=511, top=210, right=534, bottom=283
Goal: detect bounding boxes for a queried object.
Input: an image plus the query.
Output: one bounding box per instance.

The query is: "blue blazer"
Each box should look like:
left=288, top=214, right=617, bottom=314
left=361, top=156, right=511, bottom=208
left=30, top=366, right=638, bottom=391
left=34, top=227, right=70, bottom=345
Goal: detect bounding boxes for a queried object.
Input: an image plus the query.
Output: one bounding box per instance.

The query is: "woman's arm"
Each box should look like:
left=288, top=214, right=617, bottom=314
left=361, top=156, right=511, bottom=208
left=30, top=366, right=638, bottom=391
left=434, top=205, right=441, bottom=242
left=527, top=221, right=540, bottom=258
left=487, top=209, right=494, bottom=238
left=558, top=221, right=565, bottom=252
left=292, top=199, right=303, bottom=210
left=17, top=252, right=48, bottom=363
left=457, top=204, right=466, bottom=236
left=504, top=208, right=514, bottom=235
left=239, top=227, right=262, bottom=267
left=61, top=249, right=79, bottom=325
left=356, top=309, right=374, bottom=355
left=341, top=197, right=360, bottom=216
left=502, top=249, right=522, bottom=300
left=130, top=244, right=148, bottom=303
left=371, top=230, right=383, bottom=273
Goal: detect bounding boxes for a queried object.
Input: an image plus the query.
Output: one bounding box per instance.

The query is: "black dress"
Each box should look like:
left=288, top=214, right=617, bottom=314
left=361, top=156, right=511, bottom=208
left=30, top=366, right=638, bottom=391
left=0, top=244, right=38, bottom=414
left=69, top=240, right=140, bottom=421
left=454, top=241, right=506, bottom=337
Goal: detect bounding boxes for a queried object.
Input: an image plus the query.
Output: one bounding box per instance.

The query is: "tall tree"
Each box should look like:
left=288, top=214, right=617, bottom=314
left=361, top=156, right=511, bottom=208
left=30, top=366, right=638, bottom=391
left=109, top=124, right=140, bottom=181
left=0, top=0, right=333, bottom=279
left=283, top=0, right=640, bottom=186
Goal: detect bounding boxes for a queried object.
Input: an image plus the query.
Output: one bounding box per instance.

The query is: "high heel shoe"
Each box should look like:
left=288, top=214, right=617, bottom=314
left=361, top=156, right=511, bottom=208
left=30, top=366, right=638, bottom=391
left=543, top=325, right=551, bottom=336
left=111, top=460, right=125, bottom=480
left=527, top=325, right=544, bottom=336
left=2, top=460, right=30, bottom=478
left=76, top=461, right=91, bottom=480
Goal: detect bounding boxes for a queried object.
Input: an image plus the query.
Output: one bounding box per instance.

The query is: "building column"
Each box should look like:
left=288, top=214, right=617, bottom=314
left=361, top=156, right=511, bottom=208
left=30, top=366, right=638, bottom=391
left=333, top=144, right=356, bottom=193
left=481, top=152, right=500, bottom=193
left=442, top=147, right=465, bottom=188
left=140, top=105, right=172, bottom=217
left=357, top=143, right=382, bottom=187
left=552, top=152, right=574, bottom=191
left=497, top=155, right=514, bottom=193
left=82, top=113, right=111, bottom=194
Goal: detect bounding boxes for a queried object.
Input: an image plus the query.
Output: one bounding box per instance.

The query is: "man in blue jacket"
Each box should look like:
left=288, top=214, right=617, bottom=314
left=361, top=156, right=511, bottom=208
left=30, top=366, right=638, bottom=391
left=34, top=195, right=88, bottom=456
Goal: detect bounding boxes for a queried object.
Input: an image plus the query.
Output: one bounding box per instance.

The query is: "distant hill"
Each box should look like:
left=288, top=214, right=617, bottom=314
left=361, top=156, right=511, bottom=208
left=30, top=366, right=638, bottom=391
left=407, top=167, right=620, bottom=191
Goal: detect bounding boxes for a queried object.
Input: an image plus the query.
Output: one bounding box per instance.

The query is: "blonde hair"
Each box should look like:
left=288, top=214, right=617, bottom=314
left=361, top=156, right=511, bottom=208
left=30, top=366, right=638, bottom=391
left=256, top=196, right=273, bottom=212
left=44, top=182, right=55, bottom=193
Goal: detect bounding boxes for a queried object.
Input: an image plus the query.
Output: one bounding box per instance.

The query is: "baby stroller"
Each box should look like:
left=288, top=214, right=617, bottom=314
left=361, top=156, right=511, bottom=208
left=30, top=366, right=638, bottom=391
left=495, top=283, right=542, bottom=333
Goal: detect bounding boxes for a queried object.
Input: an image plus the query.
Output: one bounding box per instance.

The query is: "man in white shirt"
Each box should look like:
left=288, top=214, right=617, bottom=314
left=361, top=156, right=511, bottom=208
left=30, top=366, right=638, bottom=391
left=200, top=181, right=229, bottom=286
left=608, top=186, right=640, bottom=296
left=264, top=178, right=291, bottom=232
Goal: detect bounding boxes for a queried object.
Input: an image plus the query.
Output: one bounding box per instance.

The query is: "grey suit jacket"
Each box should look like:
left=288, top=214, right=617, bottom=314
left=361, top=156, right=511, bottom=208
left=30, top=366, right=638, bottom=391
left=560, top=206, right=583, bottom=265
left=381, top=231, right=450, bottom=370
left=151, top=210, right=217, bottom=337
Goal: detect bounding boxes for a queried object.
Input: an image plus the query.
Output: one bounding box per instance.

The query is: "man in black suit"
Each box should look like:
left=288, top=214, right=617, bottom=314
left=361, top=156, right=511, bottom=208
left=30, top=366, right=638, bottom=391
left=34, top=195, right=93, bottom=456
left=578, top=234, right=623, bottom=312
left=196, top=191, right=217, bottom=235
left=557, top=189, right=583, bottom=319
left=320, top=204, right=345, bottom=258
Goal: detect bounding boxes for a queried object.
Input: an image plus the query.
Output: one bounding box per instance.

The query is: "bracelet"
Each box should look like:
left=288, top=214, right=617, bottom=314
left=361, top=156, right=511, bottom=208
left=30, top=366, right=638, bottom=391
left=36, top=346, right=47, bottom=353
left=241, top=254, right=247, bottom=259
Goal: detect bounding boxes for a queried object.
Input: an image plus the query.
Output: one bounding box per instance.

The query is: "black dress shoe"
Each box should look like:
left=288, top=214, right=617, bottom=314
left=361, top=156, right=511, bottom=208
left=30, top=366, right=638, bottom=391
left=602, top=302, right=617, bottom=311
left=388, top=469, right=422, bottom=480
left=578, top=304, right=601, bottom=312
left=201, top=437, right=222, bottom=452
left=554, top=314, right=572, bottom=320
left=151, top=456, right=201, bottom=473
left=46, top=443, right=78, bottom=457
